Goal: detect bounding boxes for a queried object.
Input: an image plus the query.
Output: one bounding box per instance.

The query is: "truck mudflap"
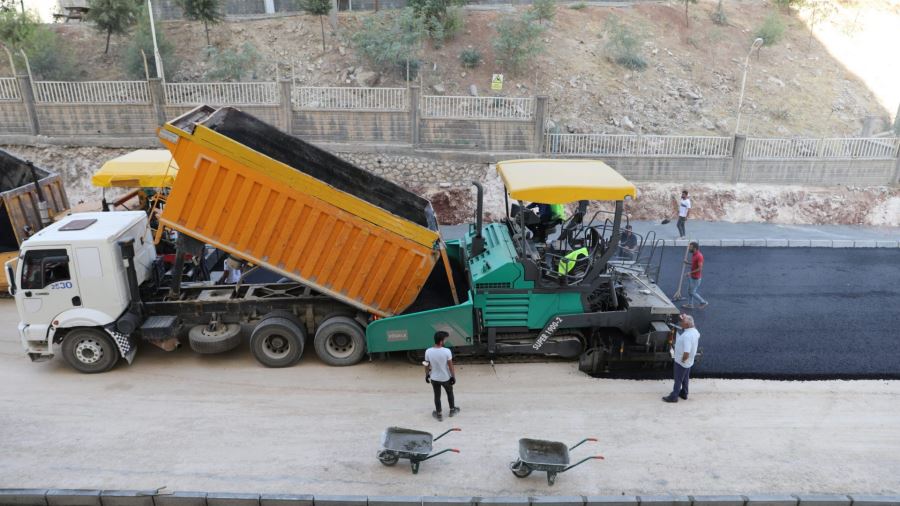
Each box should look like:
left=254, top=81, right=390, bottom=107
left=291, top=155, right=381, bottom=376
left=103, top=324, right=137, bottom=365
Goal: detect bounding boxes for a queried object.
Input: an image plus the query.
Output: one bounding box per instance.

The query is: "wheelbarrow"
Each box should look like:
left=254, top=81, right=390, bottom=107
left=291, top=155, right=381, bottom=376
left=509, top=437, right=604, bottom=485
left=377, top=426, right=460, bottom=474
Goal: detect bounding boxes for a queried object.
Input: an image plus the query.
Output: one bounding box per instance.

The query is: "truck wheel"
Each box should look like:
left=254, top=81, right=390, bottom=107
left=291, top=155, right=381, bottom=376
left=188, top=323, right=242, bottom=354
left=61, top=328, right=119, bottom=374
left=314, top=316, right=366, bottom=366
left=250, top=317, right=305, bottom=367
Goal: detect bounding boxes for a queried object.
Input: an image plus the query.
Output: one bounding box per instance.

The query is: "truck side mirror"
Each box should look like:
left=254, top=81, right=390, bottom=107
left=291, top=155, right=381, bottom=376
left=5, top=260, right=16, bottom=296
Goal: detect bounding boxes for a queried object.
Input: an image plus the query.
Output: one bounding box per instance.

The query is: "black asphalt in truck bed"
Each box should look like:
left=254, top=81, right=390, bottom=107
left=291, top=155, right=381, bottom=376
left=654, top=246, right=900, bottom=380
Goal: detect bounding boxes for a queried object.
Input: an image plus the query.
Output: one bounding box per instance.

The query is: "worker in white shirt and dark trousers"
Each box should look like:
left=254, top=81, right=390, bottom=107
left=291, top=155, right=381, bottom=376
left=675, top=190, right=691, bottom=238
left=663, top=314, right=700, bottom=403
left=424, top=331, right=460, bottom=421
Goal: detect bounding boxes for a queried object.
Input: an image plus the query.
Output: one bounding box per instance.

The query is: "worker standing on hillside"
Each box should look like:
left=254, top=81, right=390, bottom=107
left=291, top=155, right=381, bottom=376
left=662, top=313, right=700, bottom=403
left=424, top=331, right=459, bottom=421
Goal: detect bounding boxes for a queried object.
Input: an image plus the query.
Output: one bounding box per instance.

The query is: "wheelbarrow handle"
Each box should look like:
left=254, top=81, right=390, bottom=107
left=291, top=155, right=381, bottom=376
left=433, top=427, right=462, bottom=441
left=568, top=437, right=598, bottom=451
left=562, top=455, right=605, bottom=472
left=420, top=448, right=460, bottom=461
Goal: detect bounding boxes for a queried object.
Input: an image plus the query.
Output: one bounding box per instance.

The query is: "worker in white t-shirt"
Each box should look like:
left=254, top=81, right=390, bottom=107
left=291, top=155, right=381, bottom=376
left=663, top=313, right=700, bottom=403
left=675, top=190, right=691, bottom=238
left=424, top=331, right=459, bottom=421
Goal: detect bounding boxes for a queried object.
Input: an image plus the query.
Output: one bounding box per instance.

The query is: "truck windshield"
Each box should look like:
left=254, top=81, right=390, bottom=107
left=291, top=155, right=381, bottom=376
left=21, top=249, right=70, bottom=289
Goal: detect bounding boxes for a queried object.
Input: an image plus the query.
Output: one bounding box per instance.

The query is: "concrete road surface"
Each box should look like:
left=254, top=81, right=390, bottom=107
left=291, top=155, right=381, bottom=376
left=1, top=301, right=899, bottom=496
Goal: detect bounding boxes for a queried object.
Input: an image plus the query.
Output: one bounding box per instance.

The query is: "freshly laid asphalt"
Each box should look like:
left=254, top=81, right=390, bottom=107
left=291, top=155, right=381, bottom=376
left=655, top=246, right=900, bottom=379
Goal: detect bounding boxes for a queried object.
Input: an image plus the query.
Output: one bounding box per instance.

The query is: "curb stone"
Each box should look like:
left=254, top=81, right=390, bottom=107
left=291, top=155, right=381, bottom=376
left=0, top=489, right=49, bottom=506
left=795, top=495, right=851, bottom=506
left=368, top=497, right=424, bottom=506
left=690, top=495, right=747, bottom=506
left=422, top=497, right=475, bottom=506
left=46, top=490, right=102, bottom=506
left=206, top=493, right=260, bottom=506
left=765, top=239, right=788, bottom=247
left=531, top=497, right=585, bottom=506
left=476, top=498, right=530, bottom=506
left=831, top=240, right=854, bottom=248
left=744, top=496, right=798, bottom=506
left=875, top=240, right=899, bottom=248
left=742, top=239, right=766, bottom=247
left=853, top=240, right=877, bottom=248
left=585, top=497, right=639, bottom=506
left=259, top=494, right=313, bottom=506
left=788, top=239, right=810, bottom=247
left=154, top=492, right=208, bottom=506
left=719, top=239, right=744, bottom=247
left=847, top=495, right=900, bottom=505
left=809, top=239, right=832, bottom=247
left=100, top=490, right=156, bottom=506
left=314, top=497, right=368, bottom=506
left=636, top=496, right=692, bottom=506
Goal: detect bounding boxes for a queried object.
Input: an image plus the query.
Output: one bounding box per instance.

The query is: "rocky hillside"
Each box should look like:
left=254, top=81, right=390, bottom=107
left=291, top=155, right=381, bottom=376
left=10, top=0, right=898, bottom=138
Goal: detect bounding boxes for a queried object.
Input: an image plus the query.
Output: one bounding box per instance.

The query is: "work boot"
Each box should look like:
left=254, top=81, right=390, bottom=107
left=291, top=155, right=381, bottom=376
left=661, top=396, right=678, bottom=403
left=432, top=410, right=443, bottom=421
left=679, top=392, right=688, bottom=400
left=449, top=407, right=460, bottom=417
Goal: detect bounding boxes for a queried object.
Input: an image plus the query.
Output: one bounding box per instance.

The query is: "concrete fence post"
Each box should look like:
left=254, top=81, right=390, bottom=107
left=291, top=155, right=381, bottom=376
left=533, top=95, right=548, bottom=154
left=893, top=144, right=900, bottom=185
left=730, top=134, right=747, bottom=183
left=409, top=85, right=420, bottom=147
left=148, top=78, right=167, bottom=127
left=280, top=79, right=293, bottom=134
left=16, top=74, right=39, bottom=135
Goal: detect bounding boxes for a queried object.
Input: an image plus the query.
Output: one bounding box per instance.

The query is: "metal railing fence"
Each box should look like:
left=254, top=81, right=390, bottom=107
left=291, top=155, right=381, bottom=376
left=33, top=81, right=150, bottom=104
left=545, top=134, right=734, bottom=157
left=745, top=137, right=900, bottom=159
left=0, top=78, right=20, bottom=101
left=421, top=95, right=534, bottom=120
left=293, top=86, right=408, bottom=111
left=164, top=82, right=280, bottom=105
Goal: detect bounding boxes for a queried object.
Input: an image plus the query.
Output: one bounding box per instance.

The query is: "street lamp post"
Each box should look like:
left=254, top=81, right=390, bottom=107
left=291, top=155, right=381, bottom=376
left=734, top=37, right=764, bottom=136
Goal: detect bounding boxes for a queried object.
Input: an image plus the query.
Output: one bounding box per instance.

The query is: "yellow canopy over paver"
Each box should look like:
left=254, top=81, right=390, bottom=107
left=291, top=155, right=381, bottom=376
left=496, top=159, right=637, bottom=203
left=92, top=150, right=178, bottom=188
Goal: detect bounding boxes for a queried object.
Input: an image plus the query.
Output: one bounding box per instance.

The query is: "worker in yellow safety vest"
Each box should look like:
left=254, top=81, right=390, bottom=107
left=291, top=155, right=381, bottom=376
left=558, top=241, right=588, bottom=275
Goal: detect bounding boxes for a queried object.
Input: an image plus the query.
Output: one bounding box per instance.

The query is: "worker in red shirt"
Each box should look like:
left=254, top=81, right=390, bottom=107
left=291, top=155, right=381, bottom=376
left=683, top=241, right=708, bottom=309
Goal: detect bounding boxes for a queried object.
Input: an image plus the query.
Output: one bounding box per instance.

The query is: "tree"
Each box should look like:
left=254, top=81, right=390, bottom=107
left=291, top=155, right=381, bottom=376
left=801, top=0, right=836, bottom=49
left=711, top=0, right=727, bottom=25
left=683, top=0, right=697, bottom=27
left=300, top=0, right=331, bottom=52
left=492, top=12, right=546, bottom=74
left=85, top=0, right=140, bottom=54
left=175, top=0, right=223, bottom=47
left=529, top=0, right=556, bottom=25
left=352, top=8, right=425, bottom=78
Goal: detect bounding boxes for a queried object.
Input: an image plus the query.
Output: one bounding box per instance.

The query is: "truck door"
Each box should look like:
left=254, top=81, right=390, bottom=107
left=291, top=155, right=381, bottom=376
left=16, top=247, right=81, bottom=340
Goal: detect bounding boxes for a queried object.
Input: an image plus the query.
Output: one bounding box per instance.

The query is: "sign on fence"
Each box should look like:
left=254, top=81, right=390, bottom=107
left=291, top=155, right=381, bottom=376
left=491, top=74, right=504, bottom=91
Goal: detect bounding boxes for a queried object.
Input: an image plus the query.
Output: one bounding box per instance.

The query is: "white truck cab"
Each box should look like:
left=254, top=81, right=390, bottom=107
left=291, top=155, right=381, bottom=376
left=5, top=211, right=156, bottom=372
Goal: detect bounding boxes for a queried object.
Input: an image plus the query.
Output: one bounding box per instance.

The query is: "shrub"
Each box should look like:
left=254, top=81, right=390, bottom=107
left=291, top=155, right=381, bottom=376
left=603, top=14, right=646, bottom=71
left=492, top=12, right=546, bottom=74
left=0, top=9, right=37, bottom=47
left=124, top=8, right=176, bottom=79
left=175, top=0, right=224, bottom=46
left=754, top=12, right=785, bottom=46
left=459, top=48, right=482, bottom=68
left=204, top=42, right=260, bottom=81
left=21, top=26, right=78, bottom=80
left=352, top=8, right=426, bottom=77
left=569, top=2, right=586, bottom=10
left=408, top=0, right=465, bottom=42
left=530, top=0, right=556, bottom=25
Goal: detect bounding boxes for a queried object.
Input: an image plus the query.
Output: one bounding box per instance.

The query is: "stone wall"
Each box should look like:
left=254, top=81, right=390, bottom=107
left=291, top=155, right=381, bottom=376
left=293, top=110, right=410, bottom=143
left=0, top=101, right=31, bottom=135
left=35, top=104, right=158, bottom=137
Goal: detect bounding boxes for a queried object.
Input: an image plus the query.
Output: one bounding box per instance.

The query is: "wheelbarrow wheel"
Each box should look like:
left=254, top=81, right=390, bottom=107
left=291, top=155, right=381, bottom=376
left=547, top=472, right=557, bottom=486
left=411, top=461, right=420, bottom=474
left=510, top=461, right=532, bottom=478
left=377, top=450, right=399, bottom=466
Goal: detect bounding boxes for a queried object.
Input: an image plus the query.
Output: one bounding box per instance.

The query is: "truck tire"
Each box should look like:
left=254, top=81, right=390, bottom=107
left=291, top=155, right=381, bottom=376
left=188, top=323, right=242, bottom=354
left=61, top=327, right=119, bottom=374
left=314, top=316, right=366, bottom=366
left=250, top=317, right=305, bottom=368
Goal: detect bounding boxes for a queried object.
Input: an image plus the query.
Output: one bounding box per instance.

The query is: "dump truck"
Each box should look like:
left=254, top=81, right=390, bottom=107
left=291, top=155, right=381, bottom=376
left=0, top=149, right=69, bottom=292
left=8, top=106, right=678, bottom=374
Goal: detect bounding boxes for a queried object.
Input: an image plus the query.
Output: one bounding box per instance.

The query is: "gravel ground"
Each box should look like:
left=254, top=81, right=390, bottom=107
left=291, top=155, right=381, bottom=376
left=0, top=299, right=899, bottom=496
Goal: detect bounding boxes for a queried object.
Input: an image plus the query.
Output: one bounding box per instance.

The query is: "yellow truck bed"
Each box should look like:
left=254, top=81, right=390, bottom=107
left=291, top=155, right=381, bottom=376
left=157, top=106, right=442, bottom=317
